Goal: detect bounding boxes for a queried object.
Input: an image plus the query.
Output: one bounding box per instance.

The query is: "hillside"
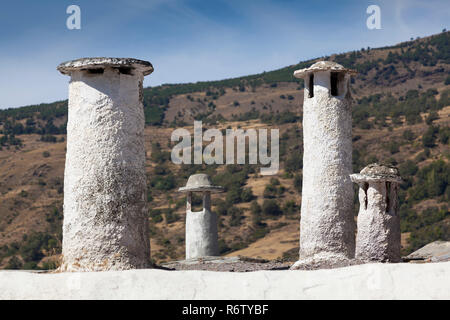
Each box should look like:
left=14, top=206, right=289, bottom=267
left=0, top=32, right=449, bottom=269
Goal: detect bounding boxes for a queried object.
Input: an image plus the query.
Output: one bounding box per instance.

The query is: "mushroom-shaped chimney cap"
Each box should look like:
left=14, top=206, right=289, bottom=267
left=178, top=174, right=224, bottom=193
left=293, top=60, right=357, bottom=78
left=350, top=163, right=402, bottom=183
left=57, top=57, right=154, bottom=76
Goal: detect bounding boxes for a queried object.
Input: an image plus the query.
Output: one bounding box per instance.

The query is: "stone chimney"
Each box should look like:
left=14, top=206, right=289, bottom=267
left=179, top=174, right=223, bottom=259
left=57, top=57, right=153, bottom=271
left=291, top=61, right=357, bottom=269
left=351, top=163, right=402, bottom=262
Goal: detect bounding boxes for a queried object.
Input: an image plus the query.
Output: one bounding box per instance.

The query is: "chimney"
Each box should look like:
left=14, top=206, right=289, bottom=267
left=291, top=61, right=357, bottom=269
left=57, top=57, right=153, bottom=271
left=351, top=163, right=402, bottom=262
left=179, top=173, right=223, bottom=259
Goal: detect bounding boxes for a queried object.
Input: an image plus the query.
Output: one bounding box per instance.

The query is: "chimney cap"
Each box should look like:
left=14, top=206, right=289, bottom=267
left=57, top=57, right=154, bottom=76
left=294, top=60, right=357, bottom=78
left=178, top=174, right=224, bottom=193
left=350, top=163, right=402, bottom=183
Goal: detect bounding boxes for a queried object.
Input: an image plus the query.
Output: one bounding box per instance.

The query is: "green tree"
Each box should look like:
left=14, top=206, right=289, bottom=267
left=262, top=200, right=282, bottom=216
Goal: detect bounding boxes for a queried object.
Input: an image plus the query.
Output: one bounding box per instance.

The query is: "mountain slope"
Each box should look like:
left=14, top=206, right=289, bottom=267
left=0, top=32, right=449, bottom=269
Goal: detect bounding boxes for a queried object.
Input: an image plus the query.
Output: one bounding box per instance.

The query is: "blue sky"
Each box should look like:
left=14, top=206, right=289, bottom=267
left=0, top=0, right=448, bottom=109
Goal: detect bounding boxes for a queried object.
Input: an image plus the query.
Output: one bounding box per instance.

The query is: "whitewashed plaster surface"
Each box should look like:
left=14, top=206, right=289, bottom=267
left=295, top=70, right=355, bottom=267
left=0, top=262, right=448, bottom=299
left=60, top=66, right=150, bottom=271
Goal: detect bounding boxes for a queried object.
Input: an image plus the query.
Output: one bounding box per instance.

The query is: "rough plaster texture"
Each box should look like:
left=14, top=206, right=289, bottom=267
left=58, top=58, right=153, bottom=271
left=57, top=57, right=153, bottom=76
left=0, top=262, right=448, bottom=299
left=293, top=60, right=357, bottom=78
left=351, top=164, right=402, bottom=262
left=406, top=241, right=450, bottom=261
left=292, top=64, right=356, bottom=268
left=179, top=174, right=222, bottom=259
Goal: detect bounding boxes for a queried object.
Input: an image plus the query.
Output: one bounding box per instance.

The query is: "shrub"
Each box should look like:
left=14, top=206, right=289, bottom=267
left=164, top=209, right=180, bottom=224
left=250, top=201, right=263, bottom=226
left=438, top=126, right=450, bottom=144
left=402, top=129, right=416, bottom=141
left=285, top=150, right=303, bottom=172
left=283, top=200, right=299, bottom=215
left=422, top=125, right=438, bottom=148
left=445, top=75, right=450, bottom=85
left=19, top=232, right=54, bottom=263
left=387, top=141, right=400, bottom=154
left=6, top=256, right=23, bottom=269
left=250, top=201, right=262, bottom=215
left=214, top=199, right=228, bottom=216
left=399, top=160, right=418, bottom=177
left=263, top=184, right=277, bottom=198
left=240, top=188, right=254, bottom=202
left=425, top=111, right=439, bottom=125
left=408, top=160, right=449, bottom=201
left=150, top=174, right=176, bottom=191
left=407, top=222, right=449, bottom=254
left=229, top=207, right=243, bottom=226
left=262, top=200, right=282, bottom=216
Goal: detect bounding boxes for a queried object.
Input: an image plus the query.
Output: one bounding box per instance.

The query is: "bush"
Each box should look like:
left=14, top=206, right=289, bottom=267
left=262, top=200, right=282, bottom=216
left=445, top=75, right=450, bottom=85
left=438, top=126, right=450, bottom=144
left=408, top=160, right=449, bottom=201
left=407, top=222, right=449, bottom=254
left=283, top=200, right=299, bottom=215
left=229, top=207, right=243, bottom=226
left=293, top=174, right=302, bottom=192
left=240, top=188, right=254, bottom=202
left=19, top=232, right=57, bottom=263
left=425, top=111, right=439, bottom=125
left=422, top=126, right=438, bottom=148
left=42, top=151, right=50, bottom=158
left=214, top=199, right=228, bottom=216
left=387, top=141, right=400, bottom=154
left=150, top=174, right=176, bottom=191
left=402, top=129, right=416, bottom=141
left=150, top=142, right=170, bottom=163
left=164, top=209, right=180, bottom=224
left=285, top=150, right=303, bottom=172
left=399, top=160, right=418, bottom=177
left=226, top=185, right=244, bottom=204
left=250, top=201, right=262, bottom=215
left=6, top=256, right=23, bottom=269
left=263, top=184, right=277, bottom=198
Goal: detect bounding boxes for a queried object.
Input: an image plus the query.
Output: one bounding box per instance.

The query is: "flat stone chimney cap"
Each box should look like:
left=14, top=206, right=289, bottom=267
left=294, top=61, right=357, bottom=78
left=178, top=174, right=224, bottom=193
left=350, top=163, right=402, bottom=183
left=57, top=57, right=154, bottom=76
